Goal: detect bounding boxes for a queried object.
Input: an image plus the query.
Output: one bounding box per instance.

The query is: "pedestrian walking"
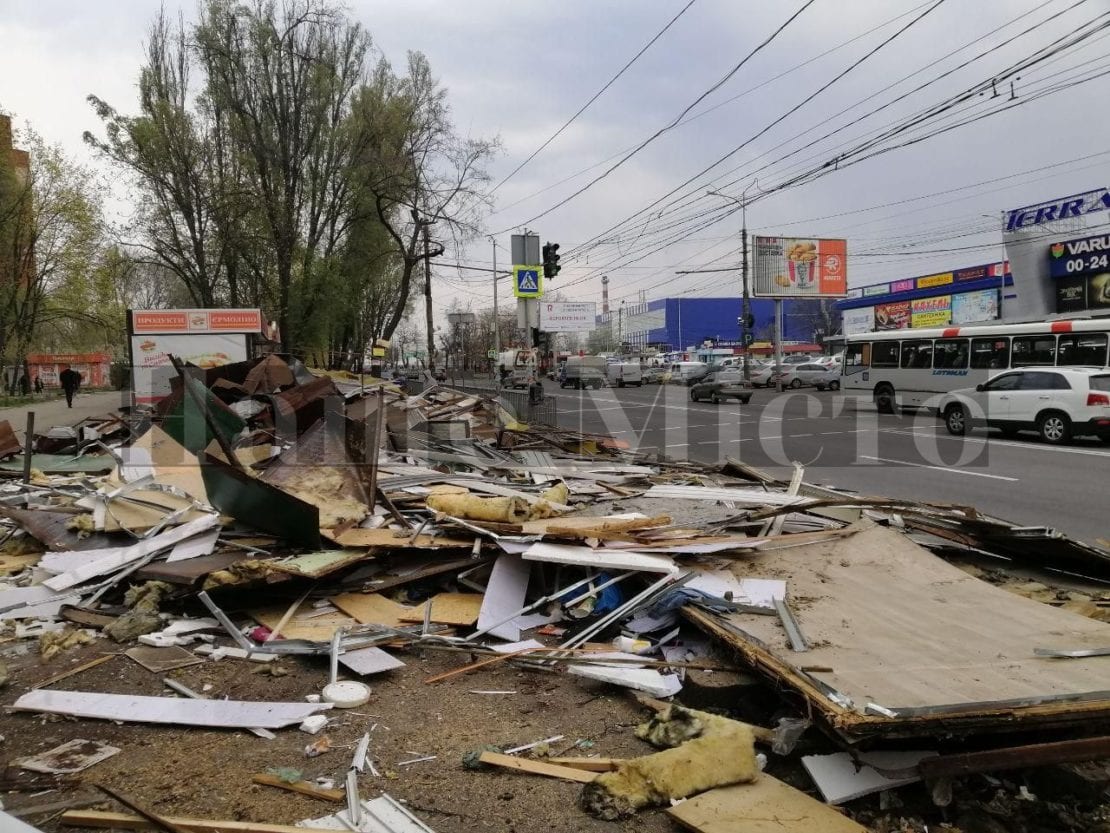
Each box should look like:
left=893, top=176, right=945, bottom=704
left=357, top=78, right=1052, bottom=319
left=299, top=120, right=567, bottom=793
left=59, top=366, right=81, bottom=408
left=33, top=375, right=43, bottom=394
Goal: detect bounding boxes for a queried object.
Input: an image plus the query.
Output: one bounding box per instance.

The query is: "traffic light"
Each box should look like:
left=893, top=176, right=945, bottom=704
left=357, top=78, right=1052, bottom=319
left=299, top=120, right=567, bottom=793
left=542, top=242, right=561, bottom=279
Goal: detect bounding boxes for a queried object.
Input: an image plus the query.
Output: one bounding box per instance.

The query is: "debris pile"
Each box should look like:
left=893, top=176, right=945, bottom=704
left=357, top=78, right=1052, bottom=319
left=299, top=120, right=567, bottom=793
left=1, top=353, right=1109, bottom=833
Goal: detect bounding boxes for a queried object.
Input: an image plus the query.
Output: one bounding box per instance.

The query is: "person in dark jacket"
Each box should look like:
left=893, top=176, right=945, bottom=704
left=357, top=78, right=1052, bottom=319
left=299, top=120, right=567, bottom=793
left=59, top=366, right=81, bottom=408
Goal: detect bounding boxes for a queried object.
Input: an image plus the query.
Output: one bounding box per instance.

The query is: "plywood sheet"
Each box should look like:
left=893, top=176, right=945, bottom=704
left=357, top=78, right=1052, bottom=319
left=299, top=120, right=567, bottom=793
left=330, top=592, right=412, bottom=627
left=687, top=522, right=1110, bottom=736
left=249, top=604, right=356, bottom=641
left=668, top=776, right=868, bottom=833
left=399, top=592, right=483, bottom=626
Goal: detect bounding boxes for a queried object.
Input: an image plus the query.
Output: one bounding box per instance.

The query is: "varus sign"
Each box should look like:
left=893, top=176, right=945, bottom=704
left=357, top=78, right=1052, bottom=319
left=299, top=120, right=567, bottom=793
left=1004, top=188, right=1110, bottom=232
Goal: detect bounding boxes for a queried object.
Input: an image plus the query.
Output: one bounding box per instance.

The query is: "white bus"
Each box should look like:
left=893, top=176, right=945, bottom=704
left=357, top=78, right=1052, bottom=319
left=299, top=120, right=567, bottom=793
left=842, top=319, right=1110, bottom=412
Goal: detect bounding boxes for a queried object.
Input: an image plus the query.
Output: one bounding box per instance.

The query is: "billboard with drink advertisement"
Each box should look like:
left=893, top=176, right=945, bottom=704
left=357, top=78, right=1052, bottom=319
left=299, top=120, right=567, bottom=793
left=753, top=236, right=848, bottom=298
left=874, top=301, right=911, bottom=330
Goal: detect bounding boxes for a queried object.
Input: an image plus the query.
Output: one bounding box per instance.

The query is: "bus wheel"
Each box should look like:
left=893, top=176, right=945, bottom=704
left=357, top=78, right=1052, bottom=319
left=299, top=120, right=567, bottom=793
left=874, top=384, right=895, bottom=414
left=944, top=404, right=966, bottom=436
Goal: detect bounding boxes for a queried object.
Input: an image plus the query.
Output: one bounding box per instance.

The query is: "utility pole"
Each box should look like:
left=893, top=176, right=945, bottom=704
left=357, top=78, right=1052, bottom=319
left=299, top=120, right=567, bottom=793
left=423, top=222, right=434, bottom=372
left=491, top=237, right=499, bottom=363
left=708, top=186, right=756, bottom=383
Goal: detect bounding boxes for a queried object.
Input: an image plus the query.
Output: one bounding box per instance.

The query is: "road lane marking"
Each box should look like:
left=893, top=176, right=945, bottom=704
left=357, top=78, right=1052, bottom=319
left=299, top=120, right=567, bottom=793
left=882, top=428, right=1110, bottom=458
left=860, top=455, right=1018, bottom=481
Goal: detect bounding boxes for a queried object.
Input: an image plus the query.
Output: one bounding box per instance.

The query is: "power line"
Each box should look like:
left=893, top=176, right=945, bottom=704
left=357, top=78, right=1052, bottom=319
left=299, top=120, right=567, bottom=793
left=490, top=0, right=698, bottom=195
left=494, top=0, right=820, bottom=233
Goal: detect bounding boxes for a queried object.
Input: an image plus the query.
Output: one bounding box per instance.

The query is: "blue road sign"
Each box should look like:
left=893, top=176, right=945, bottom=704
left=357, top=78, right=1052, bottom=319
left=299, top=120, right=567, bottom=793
left=513, top=265, right=543, bottom=298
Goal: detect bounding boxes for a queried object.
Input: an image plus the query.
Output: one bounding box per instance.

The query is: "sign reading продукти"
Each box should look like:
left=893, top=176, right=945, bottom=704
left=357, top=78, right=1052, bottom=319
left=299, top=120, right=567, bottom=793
left=1049, top=233, right=1110, bottom=279
left=513, top=265, right=543, bottom=298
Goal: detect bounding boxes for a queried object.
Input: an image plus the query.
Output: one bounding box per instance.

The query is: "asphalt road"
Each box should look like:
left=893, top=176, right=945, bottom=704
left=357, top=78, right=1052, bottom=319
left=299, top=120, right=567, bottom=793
left=546, top=380, right=1110, bottom=546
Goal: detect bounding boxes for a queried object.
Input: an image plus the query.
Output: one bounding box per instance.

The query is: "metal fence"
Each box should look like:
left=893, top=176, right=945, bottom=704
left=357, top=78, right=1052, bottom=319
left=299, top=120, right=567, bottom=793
left=445, top=381, right=557, bottom=427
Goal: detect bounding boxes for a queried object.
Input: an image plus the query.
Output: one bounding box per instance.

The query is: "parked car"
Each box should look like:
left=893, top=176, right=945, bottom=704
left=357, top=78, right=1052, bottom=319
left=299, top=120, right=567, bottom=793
left=641, top=365, right=663, bottom=384
left=794, top=362, right=840, bottom=389
left=560, top=355, right=606, bottom=389
left=810, top=365, right=843, bottom=391
left=939, top=367, right=1110, bottom=444
left=669, top=361, right=710, bottom=386
left=750, top=364, right=783, bottom=387
left=689, top=371, right=753, bottom=404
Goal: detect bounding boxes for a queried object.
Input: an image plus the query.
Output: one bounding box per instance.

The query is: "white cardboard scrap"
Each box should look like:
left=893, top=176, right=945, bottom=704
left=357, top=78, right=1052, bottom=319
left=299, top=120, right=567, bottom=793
left=44, top=514, right=220, bottom=591
left=802, top=750, right=939, bottom=804
left=0, top=809, right=48, bottom=833
left=16, top=738, right=121, bottom=774
left=339, top=646, right=406, bottom=676
left=488, top=639, right=545, bottom=654
left=568, top=665, right=683, bottom=698
left=166, top=527, right=221, bottom=563
left=685, top=571, right=786, bottom=608
left=12, top=689, right=332, bottom=729
left=475, top=554, right=533, bottom=642
left=522, top=542, right=677, bottom=574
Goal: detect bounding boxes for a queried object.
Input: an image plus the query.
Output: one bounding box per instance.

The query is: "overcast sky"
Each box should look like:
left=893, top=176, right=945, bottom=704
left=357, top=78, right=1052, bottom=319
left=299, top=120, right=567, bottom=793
left=3, top=0, right=1109, bottom=325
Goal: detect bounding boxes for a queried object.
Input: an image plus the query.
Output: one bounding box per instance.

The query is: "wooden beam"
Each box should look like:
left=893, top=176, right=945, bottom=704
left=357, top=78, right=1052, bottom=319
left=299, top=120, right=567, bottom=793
left=61, top=810, right=332, bottom=833
left=919, top=736, right=1110, bottom=779
left=547, top=757, right=623, bottom=772
left=477, top=751, right=598, bottom=783
left=250, top=774, right=344, bottom=803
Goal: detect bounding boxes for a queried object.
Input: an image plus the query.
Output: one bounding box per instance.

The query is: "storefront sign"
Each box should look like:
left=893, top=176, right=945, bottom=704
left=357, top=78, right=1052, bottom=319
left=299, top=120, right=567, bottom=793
left=842, top=307, right=874, bottom=335
left=753, top=236, right=848, bottom=298
left=130, top=309, right=263, bottom=334
left=916, top=272, right=954, bottom=289
left=954, top=265, right=987, bottom=282
left=1049, top=233, right=1110, bottom=279
left=951, top=289, right=999, bottom=324
left=890, top=279, right=916, bottom=293
left=862, top=284, right=889, bottom=297
left=1005, top=188, right=1110, bottom=232
left=911, top=295, right=951, bottom=328
left=874, top=301, right=911, bottom=331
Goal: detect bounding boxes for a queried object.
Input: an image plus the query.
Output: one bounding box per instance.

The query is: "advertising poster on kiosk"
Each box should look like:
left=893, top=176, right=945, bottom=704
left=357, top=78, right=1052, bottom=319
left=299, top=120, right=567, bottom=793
left=874, top=301, right=911, bottom=330
left=951, top=289, right=1000, bottom=324
left=128, top=309, right=263, bottom=404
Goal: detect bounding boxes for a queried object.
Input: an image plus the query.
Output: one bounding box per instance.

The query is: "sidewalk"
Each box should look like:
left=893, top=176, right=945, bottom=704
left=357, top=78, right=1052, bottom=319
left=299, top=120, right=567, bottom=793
left=0, top=390, right=128, bottom=441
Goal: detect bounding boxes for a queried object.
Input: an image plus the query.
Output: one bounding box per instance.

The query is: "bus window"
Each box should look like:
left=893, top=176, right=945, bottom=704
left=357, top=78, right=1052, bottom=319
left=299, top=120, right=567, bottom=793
left=1057, top=334, right=1108, bottom=367
left=872, top=341, right=899, bottom=368
left=900, top=339, right=933, bottom=369
left=970, top=337, right=1008, bottom=369
left=934, top=338, right=969, bottom=369
left=844, top=343, right=865, bottom=367
left=1012, top=335, right=1056, bottom=367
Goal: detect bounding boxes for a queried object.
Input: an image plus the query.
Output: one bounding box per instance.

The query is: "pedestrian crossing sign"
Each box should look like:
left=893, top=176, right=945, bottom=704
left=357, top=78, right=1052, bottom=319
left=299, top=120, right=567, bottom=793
left=513, top=265, right=543, bottom=298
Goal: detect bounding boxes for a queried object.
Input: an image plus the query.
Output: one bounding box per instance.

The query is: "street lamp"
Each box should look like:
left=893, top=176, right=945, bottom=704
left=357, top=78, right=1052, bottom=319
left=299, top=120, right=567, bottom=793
left=618, top=300, right=625, bottom=353
left=707, top=185, right=757, bottom=383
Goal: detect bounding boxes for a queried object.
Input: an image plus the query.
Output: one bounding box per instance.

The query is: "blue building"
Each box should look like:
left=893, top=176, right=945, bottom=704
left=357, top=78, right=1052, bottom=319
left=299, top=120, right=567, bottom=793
left=597, top=297, right=834, bottom=352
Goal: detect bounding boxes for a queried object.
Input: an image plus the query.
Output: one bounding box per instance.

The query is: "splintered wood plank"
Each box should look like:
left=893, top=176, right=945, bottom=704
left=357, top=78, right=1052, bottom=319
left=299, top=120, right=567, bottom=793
left=249, top=604, right=356, bottom=641
left=399, top=592, right=484, bottom=626
left=477, top=751, right=597, bottom=783
left=667, top=777, right=868, bottom=833
left=330, top=527, right=474, bottom=549
left=61, top=809, right=331, bottom=833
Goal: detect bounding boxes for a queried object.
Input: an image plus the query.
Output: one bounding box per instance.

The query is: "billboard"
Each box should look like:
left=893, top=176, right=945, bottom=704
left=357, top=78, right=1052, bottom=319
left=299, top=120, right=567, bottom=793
left=951, top=289, right=1000, bottom=324
left=916, top=272, right=953, bottom=289
left=874, top=301, right=911, bottom=330
left=890, top=279, right=915, bottom=293
left=753, top=236, right=847, bottom=298
left=539, top=301, right=596, bottom=332
left=862, top=284, right=889, bottom=297
left=842, top=307, right=874, bottom=335
left=1055, top=272, right=1110, bottom=315
left=911, top=295, right=951, bottom=328
left=1048, top=232, right=1110, bottom=279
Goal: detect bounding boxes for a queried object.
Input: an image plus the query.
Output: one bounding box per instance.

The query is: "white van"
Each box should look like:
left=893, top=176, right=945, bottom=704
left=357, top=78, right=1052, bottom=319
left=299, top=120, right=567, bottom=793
left=607, top=361, right=643, bottom=388
left=669, top=361, right=709, bottom=385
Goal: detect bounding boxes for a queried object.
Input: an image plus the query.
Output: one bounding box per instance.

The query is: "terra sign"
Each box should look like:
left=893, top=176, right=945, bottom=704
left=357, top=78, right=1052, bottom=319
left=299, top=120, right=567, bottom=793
left=1005, top=188, right=1110, bottom=233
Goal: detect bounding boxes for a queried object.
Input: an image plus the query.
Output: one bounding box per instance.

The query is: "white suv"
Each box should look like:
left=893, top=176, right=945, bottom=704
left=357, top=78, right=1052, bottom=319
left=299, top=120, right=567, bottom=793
left=939, top=367, right=1110, bottom=445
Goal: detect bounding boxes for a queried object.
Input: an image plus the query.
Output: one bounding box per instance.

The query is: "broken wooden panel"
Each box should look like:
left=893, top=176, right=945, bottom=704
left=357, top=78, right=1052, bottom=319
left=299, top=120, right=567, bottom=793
left=0, top=508, right=118, bottom=551
left=267, top=550, right=370, bottom=579
left=327, top=528, right=473, bottom=550
left=400, top=592, right=483, bottom=626
left=668, top=777, right=869, bottom=833
left=685, top=521, right=1110, bottom=741
left=135, top=552, right=248, bottom=586
left=330, top=592, right=412, bottom=627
